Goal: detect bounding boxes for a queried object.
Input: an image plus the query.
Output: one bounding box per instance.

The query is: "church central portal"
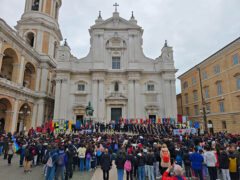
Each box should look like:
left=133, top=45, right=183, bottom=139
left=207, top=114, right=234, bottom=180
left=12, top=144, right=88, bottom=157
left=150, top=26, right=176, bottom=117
left=111, top=108, right=122, bottom=122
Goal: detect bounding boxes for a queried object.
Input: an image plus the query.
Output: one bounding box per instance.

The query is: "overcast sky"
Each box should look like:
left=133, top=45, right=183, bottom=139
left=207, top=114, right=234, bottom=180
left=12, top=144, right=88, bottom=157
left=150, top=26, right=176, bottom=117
left=0, top=0, right=240, bottom=94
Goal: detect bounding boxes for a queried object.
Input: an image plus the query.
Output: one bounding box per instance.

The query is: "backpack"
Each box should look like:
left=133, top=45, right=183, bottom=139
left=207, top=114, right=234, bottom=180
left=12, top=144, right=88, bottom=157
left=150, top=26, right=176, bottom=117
left=124, top=160, right=132, bottom=172
left=86, top=153, right=91, bottom=159
left=97, top=149, right=102, bottom=157
left=47, top=157, right=53, bottom=167
left=57, top=153, right=65, bottom=166
left=24, top=148, right=29, bottom=158
left=32, top=149, right=36, bottom=156
left=229, top=157, right=237, bottom=173
left=162, top=150, right=170, bottom=163
left=114, top=144, right=118, bottom=151
left=176, top=155, right=182, bottom=165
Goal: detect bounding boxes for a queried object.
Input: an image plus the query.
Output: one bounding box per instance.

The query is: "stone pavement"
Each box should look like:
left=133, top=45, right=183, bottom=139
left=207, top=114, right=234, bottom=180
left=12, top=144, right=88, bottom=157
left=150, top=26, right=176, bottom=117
left=0, top=155, right=94, bottom=180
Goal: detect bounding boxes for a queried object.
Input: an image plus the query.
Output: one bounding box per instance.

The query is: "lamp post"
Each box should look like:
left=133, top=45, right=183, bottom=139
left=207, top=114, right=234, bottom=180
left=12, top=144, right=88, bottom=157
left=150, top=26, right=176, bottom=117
left=197, top=67, right=208, bottom=134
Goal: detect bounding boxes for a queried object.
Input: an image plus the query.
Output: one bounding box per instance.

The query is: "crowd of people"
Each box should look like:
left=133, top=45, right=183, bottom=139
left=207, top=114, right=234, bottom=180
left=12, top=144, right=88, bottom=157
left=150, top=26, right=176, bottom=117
left=0, top=123, right=239, bottom=180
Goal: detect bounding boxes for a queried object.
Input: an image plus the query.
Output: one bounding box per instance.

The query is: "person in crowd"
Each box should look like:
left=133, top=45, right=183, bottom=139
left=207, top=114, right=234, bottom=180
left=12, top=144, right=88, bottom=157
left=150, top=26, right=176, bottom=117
left=100, top=148, right=112, bottom=180
left=203, top=146, right=217, bottom=180
left=182, top=149, right=191, bottom=178
left=162, top=164, right=187, bottom=180
left=85, top=144, right=93, bottom=171
left=219, top=146, right=231, bottom=180
left=125, top=150, right=134, bottom=180
left=96, top=143, right=103, bottom=166
left=160, top=144, right=171, bottom=175
left=45, top=144, right=59, bottom=180
left=137, top=149, right=146, bottom=180
left=146, top=148, right=155, bottom=180
left=190, top=147, right=204, bottom=180
left=229, top=149, right=239, bottom=180
left=55, top=146, right=67, bottom=180
left=115, top=150, right=126, bottom=180
left=153, top=146, right=161, bottom=179
left=24, top=143, right=34, bottom=173
left=0, top=134, right=4, bottom=156
left=7, top=140, right=15, bottom=165
left=65, top=141, right=75, bottom=179
left=77, top=143, right=86, bottom=171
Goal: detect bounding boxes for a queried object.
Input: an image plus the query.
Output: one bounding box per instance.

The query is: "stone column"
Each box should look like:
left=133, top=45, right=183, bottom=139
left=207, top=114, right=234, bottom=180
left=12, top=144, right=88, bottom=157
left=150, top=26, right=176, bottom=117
left=11, top=99, right=19, bottom=133
left=128, top=80, right=134, bottom=119
left=163, top=80, right=171, bottom=117
left=53, top=79, right=61, bottom=121
left=31, top=103, right=37, bottom=128
left=92, top=80, right=98, bottom=120
left=35, top=67, right=41, bottom=91
left=36, top=30, right=43, bottom=54
left=98, top=80, right=105, bottom=122
left=12, top=63, right=20, bottom=83
left=59, top=79, right=69, bottom=120
left=171, top=80, right=177, bottom=118
left=18, top=56, right=25, bottom=85
left=135, top=80, right=141, bottom=119
left=48, top=71, right=52, bottom=95
left=107, top=106, right=111, bottom=123
left=36, top=99, right=44, bottom=126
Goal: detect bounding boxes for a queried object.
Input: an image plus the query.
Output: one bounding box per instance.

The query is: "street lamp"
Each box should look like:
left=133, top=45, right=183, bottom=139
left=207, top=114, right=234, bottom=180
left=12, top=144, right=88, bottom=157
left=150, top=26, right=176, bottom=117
left=197, top=67, right=208, bottom=134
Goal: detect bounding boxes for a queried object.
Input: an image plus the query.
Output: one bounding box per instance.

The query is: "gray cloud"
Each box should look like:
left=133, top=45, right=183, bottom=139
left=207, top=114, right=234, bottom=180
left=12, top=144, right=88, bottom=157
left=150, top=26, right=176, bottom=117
left=0, top=0, right=239, bottom=94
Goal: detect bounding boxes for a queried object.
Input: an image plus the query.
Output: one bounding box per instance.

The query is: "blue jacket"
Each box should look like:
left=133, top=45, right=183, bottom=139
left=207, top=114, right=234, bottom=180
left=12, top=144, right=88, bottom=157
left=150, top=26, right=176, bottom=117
left=47, top=149, right=59, bottom=166
left=190, top=153, right=203, bottom=170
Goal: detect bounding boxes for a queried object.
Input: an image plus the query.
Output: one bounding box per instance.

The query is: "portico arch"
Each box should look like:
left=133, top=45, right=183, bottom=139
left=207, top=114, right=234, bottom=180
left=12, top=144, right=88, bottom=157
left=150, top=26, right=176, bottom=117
left=0, top=48, right=18, bottom=82
left=17, top=103, right=32, bottom=133
left=0, top=98, right=12, bottom=132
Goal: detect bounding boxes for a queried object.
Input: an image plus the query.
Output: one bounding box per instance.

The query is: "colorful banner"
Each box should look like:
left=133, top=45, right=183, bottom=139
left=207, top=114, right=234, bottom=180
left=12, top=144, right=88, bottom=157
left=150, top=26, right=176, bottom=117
left=173, top=128, right=197, bottom=135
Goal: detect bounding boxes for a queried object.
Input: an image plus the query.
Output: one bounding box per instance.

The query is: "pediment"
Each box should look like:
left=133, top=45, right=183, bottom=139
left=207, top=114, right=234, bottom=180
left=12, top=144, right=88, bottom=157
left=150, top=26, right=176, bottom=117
left=91, top=16, right=142, bottom=30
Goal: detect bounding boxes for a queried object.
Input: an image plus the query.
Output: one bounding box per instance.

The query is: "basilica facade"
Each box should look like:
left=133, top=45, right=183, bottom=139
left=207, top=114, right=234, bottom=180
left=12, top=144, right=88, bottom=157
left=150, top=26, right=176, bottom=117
left=0, top=0, right=177, bottom=133
left=54, top=10, right=178, bottom=124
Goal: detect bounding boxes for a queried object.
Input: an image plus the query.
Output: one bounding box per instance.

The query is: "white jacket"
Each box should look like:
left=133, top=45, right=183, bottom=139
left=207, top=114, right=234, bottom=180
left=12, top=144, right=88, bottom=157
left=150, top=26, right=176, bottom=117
left=204, top=151, right=217, bottom=167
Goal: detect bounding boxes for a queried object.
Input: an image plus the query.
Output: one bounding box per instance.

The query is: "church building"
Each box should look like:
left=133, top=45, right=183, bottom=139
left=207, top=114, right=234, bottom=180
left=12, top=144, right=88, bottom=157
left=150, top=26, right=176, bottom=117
left=54, top=5, right=178, bottom=124
left=0, top=0, right=177, bottom=133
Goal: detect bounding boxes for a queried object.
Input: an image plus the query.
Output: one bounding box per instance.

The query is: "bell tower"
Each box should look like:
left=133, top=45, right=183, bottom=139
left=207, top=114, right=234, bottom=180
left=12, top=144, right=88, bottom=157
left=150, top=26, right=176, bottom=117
left=15, top=0, right=63, bottom=58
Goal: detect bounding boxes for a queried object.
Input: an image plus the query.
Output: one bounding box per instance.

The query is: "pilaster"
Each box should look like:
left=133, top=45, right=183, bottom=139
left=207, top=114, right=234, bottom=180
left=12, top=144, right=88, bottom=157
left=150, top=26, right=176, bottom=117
left=11, top=99, right=19, bottom=133
left=36, top=99, right=44, bottom=126
left=35, top=67, right=41, bottom=91
left=40, top=67, right=49, bottom=92
left=128, top=79, right=134, bottom=119
left=92, top=80, right=98, bottom=119
left=31, top=103, right=37, bottom=128
left=98, top=80, right=105, bottom=121
left=18, top=56, right=25, bottom=85
left=53, top=79, right=61, bottom=121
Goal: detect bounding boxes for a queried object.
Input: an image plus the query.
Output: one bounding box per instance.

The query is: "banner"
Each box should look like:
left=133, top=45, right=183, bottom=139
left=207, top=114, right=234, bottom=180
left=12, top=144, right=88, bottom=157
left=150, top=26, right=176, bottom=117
left=173, top=128, right=197, bottom=135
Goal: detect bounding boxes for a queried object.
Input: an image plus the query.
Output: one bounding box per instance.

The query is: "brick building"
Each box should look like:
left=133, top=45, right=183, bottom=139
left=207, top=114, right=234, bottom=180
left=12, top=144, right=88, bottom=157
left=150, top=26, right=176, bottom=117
left=178, top=37, right=240, bottom=134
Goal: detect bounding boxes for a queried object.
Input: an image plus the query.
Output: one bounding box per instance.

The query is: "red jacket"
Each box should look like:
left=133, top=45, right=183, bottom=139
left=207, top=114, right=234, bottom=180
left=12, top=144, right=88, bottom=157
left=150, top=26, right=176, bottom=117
left=162, top=172, right=186, bottom=180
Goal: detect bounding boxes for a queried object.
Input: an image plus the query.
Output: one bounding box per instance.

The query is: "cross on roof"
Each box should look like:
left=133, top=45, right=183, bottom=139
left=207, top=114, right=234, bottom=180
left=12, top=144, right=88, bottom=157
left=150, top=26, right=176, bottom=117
left=113, top=3, right=119, bottom=12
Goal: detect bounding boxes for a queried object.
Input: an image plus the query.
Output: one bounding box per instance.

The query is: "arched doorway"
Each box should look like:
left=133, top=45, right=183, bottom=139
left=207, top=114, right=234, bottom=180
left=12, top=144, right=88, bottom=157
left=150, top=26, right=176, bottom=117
left=0, top=98, right=12, bottom=132
left=17, top=103, right=31, bottom=133
left=208, top=120, right=214, bottom=134
left=0, top=48, right=18, bottom=81
left=23, top=62, right=36, bottom=90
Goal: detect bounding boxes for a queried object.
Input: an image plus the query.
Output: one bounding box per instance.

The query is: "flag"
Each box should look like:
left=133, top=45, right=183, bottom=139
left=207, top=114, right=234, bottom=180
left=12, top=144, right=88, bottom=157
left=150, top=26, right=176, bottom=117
left=177, top=114, right=183, bottom=123
left=182, top=116, right=187, bottom=123
left=136, top=119, right=138, bottom=124
left=66, top=120, right=69, bottom=130
left=194, top=121, right=199, bottom=128
left=140, top=119, right=143, bottom=124
left=69, top=120, right=72, bottom=130
left=167, top=118, right=170, bottom=124
left=76, top=120, right=80, bottom=129
left=12, top=135, right=19, bottom=152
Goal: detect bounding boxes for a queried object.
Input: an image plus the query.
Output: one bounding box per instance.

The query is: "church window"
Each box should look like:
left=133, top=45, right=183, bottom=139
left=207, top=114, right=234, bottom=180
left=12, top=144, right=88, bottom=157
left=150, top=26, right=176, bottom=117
left=78, top=84, right=85, bottom=91
left=32, top=0, right=40, bottom=11
left=233, top=55, right=239, bottom=66
left=112, top=57, right=120, bottom=69
left=114, top=82, right=119, bottom=92
left=147, top=84, right=154, bottom=91
left=26, top=32, right=35, bottom=47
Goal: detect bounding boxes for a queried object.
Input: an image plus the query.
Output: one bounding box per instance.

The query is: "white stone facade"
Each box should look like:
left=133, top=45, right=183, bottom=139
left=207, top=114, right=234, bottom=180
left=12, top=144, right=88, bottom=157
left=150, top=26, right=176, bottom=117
left=54, top=11, right=178, bottom=124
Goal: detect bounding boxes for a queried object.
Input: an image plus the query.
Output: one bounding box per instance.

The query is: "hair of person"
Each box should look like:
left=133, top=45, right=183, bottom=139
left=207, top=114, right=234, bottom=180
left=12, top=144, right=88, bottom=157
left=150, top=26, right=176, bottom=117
left=194, top=147, right=198, bottom=153
left=173, top=164, right=183, bottom=176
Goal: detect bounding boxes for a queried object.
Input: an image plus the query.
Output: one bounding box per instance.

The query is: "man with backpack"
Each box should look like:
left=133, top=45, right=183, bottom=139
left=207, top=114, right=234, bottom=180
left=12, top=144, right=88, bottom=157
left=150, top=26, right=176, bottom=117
left=55, top=146, right=67, bottom=180
left=77, top=144, right=86, bottom=171
left=45, top=144, right=59, bottom=180
left=115, top=150, right=126, bottom=180
left=146, top=149, right=156, bottom=180
left=219, top=146, right=231, bottom=180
